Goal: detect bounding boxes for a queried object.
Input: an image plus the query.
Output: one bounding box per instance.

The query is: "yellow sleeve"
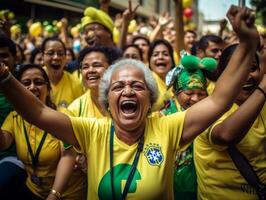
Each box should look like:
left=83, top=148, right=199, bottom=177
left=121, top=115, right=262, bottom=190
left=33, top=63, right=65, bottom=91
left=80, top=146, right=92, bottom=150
left=67, top=97, right=81, bottom=117
left=160, top=110, right=187, bottom=151
left=207, top=104, right=239, bottom=151
left=1, top=112, right=16, bottom=137
left=69, top=117, right=110, bottom=154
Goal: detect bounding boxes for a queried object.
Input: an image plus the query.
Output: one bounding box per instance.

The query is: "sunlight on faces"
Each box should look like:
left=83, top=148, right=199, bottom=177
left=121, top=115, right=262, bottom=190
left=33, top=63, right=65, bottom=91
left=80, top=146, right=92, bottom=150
left=82, top=23, right=111, bottom=46
left=108, top=66, right=151, bottom=131
left=176, top=89, right=208, bottom=110
left=81, top=52, right=109, bottom=92
left=43, top=40, right=66, bottom=72
left=150, top=44, right=172, bottom=80
left=123, top=46, right=142, bottom=61
left=204, top=41, right=224, bottom=62
left=133, top=38, right=149, bottom=62
left=20, top=68, right=48, bottom=103
left=184, top=31, right=196, bottom=51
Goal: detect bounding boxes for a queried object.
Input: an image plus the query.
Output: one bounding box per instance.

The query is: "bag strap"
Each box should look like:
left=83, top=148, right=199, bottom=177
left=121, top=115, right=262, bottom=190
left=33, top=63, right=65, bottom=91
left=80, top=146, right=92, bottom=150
left=228, top=146, right=264, bottom=191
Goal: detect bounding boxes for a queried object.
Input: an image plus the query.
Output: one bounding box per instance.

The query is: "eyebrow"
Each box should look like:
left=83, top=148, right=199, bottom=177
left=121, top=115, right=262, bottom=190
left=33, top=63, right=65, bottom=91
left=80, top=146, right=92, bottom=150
left=110, top=80, right=145, bottom=86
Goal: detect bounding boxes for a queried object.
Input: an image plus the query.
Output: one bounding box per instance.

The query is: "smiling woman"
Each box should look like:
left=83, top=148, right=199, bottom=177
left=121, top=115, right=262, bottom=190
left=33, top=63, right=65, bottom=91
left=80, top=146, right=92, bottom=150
left=41, top=37, right=83, bottom=109
left=0, top=6, right=260, bottom=199
left=148, top=39, right=176, bottom=111
left=0, top=64, right=86, bottom=199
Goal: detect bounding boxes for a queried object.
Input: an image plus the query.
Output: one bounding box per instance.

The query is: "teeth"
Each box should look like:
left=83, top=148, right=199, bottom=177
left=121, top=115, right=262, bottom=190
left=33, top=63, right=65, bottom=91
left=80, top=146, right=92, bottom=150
left=243, top=84, right=253, bottom=88
left=121, top=100, right=136, bottom=106
left=87, top=76, right=98, bottom=80
left=156, top=63, right=167, bottom=67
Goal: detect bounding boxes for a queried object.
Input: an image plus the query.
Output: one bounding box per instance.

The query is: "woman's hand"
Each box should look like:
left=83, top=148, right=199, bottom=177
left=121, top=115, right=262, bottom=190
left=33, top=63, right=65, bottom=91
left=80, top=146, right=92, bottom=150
left=158, top=12, right=172, bottom=29
left=226, top=5, right=259, bottom=43
left=122, top=0, right=140, bottom=23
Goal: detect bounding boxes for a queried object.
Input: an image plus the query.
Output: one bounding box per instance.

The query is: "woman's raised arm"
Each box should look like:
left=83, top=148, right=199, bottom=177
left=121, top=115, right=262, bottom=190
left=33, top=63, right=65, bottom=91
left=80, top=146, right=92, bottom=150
left=181, top=6, right=260, bottom=145
left=0, top=66, right=78, bottom=146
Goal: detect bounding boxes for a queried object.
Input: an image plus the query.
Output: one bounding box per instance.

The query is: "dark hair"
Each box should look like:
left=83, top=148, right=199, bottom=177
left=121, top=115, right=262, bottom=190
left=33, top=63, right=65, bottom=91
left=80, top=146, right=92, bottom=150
left=78, top=45, right=119, bottom=67
left=0, top=34, right=17, bottom=57
left=185, top=30, right=197, bottom=37
left=16, top=44, right=25, bottom=64
left=132, top=35, right=150, bottom=46
left=66, top=47, right=75, bottom=61
left=16, top=64, right=56, bottom=110
left=29, top=47, right=42, bottom=64
left=148, top=39, right=175, bottom=69
left=198, top=35, right=223, bottom=51
left=41, top=37, right=66, bottom=54
left=191, top=41, right=199, bottom=56
left=217, top=43, right=260, bottom=79
left=122, top=44, right=143, bottom=61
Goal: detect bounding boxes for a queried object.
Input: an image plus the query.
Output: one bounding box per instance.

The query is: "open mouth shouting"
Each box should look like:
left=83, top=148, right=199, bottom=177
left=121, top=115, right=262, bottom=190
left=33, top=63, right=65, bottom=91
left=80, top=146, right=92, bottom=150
left=155, top=61, right=167, bottom=69
left=121, top=100, right=137, bottom=114
left=86, top=74, right=101, bottom=88
left=50, top=63, right=62, bottom=70
left=242, top=78, right=257, bottom=93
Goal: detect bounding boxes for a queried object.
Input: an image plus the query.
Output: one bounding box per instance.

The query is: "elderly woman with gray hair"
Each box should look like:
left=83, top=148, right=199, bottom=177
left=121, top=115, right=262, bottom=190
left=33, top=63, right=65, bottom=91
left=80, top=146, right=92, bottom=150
left=0, top=6, right=260, bottom=200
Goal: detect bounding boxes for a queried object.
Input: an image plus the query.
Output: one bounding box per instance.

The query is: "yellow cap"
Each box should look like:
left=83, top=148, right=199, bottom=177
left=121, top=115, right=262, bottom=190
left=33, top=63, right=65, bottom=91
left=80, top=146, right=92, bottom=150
left=81, top=7, right=114, bottom=34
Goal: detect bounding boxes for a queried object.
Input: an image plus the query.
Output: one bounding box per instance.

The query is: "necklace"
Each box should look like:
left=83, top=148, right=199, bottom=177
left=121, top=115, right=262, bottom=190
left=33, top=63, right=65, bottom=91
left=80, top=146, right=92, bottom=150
left=22, top=120, right=47, bottom=186
left=109, top=123, right=144, bottom=200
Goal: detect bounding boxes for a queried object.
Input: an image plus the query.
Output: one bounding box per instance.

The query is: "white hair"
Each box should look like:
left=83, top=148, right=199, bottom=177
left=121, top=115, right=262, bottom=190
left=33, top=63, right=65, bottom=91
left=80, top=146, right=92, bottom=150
left=99, top=59, right=158, bottom=111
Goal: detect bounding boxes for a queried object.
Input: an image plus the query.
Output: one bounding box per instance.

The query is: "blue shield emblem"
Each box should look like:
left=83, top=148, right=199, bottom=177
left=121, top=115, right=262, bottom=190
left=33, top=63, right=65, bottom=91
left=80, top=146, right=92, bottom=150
left=144, top=144, right=164, bottom=166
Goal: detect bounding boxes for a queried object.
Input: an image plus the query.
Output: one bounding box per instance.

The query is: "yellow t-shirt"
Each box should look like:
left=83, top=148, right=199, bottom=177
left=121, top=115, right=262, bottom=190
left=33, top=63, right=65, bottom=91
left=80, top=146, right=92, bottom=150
left=173, top=51, right=180, bottom=65
left=1, top=112, right=86, bottom=199
left=70, top=70, right=87, bottom=92
left=207, top=80, right=215, bottom=95
left=152, top=72, right=174, bottom=112
left=70, top=111, right=186, bottom=200
left=51, top=71, right=84, bottom=109
left=2, top=112, right=61, bottom=198
left=194, top=103, right=266, bottom=200
left=67, top=90, right=104, bottom=118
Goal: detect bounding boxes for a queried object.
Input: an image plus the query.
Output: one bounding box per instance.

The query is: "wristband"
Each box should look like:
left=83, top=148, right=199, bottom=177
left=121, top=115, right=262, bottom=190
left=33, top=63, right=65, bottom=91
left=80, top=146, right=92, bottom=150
left=50, top=189, right=61, bottom=199
left=0, top=72, right=12, bottom=84
left=256, top=86, right=266, bottom=100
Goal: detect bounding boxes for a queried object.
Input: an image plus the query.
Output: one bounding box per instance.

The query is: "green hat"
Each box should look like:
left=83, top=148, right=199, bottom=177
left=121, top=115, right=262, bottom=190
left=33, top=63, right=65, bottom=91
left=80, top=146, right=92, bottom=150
left=81, top=7, right=114, bottom=34
left=173, top=55, right=217, bottom=92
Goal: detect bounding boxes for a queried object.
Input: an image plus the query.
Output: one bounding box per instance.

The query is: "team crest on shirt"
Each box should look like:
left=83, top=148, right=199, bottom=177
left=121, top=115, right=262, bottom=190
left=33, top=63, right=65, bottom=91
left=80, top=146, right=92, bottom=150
left=144, top=143, right=164, bottom=166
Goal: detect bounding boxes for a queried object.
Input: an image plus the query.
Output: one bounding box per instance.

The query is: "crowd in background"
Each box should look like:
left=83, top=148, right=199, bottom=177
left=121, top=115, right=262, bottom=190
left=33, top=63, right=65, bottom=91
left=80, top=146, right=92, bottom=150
left=0, top=0, right=266, bottom=200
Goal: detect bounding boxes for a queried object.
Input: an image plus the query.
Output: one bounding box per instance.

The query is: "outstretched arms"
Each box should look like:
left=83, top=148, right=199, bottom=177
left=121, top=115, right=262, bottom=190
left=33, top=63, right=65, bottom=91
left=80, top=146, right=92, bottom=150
left=211, top=47, right=266, bottom=145
left=180, top=6, right=259, bottom=146
left=0, top=64, right=79, bottom=146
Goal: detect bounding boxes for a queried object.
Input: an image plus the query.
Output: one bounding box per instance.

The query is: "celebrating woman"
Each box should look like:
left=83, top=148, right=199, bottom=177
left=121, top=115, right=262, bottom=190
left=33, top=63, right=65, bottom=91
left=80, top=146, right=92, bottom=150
left=0, top=64, right=86, bottom=200
left=0, top=6, right=260, bottom=200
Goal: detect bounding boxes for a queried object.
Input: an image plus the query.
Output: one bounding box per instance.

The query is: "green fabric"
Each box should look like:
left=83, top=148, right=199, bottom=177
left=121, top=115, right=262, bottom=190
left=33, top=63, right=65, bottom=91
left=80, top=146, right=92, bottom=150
left=0, top=92, right=17, bottom=159
left=63, top=142, right=72, bottom=150
left=174, top=68, right=206, bottom=92
left=0, top=92, right=12, bottom=125
left=161, top=99, right=197, bottom=200
left=173, top=144, right=197, bottom=200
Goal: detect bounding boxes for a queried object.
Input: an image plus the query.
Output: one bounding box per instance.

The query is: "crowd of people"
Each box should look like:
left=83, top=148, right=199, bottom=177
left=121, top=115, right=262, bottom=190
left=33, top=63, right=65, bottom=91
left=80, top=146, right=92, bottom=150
left=0, top=0, right=266, bottom=200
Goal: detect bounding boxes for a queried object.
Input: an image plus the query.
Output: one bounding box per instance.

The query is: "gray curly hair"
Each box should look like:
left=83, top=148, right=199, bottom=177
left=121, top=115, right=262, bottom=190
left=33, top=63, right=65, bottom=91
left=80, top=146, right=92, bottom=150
left=99, top=59, right=158, bottom=112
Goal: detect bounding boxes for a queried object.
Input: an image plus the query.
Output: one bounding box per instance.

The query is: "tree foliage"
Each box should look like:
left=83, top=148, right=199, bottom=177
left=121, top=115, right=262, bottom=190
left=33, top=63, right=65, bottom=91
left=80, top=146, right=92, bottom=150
left=250, top=0, right=266, bottom=25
